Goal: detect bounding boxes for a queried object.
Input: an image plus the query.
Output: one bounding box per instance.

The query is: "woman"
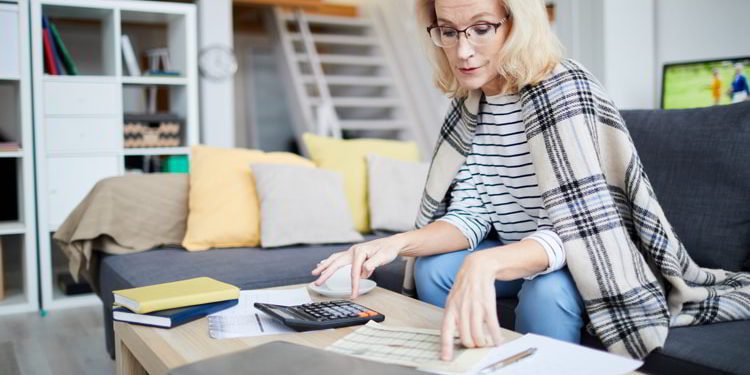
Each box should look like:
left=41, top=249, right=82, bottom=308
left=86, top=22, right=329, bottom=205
left=313, top=0, right=750, bottom=362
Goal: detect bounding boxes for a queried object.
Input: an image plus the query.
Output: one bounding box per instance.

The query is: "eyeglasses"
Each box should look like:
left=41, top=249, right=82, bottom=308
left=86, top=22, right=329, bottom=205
left=426, top=17, right=509, bottom=48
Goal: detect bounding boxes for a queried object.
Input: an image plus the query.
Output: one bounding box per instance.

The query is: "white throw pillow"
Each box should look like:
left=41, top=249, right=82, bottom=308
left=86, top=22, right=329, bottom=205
left=366, top=154, right=429, bottom=233
left=251, top=163, right=364, bottom=248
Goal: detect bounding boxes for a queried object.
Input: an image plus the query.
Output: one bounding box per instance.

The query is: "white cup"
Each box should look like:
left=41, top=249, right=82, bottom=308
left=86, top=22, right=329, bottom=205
left=324, top=265, right=353, bottom=292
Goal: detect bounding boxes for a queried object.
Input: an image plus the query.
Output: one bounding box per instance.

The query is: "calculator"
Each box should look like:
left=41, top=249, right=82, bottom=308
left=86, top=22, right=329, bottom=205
left=254, top=300, right=385, bottom=332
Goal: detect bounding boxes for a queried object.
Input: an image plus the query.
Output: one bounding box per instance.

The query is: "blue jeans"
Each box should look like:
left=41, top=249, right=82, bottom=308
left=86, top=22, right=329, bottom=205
left=414, top=239, right=585, bottom=343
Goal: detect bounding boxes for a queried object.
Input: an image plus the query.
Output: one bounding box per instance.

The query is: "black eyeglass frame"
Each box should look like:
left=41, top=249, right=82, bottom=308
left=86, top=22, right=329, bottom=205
left=426, top=16, right=510, bottom=46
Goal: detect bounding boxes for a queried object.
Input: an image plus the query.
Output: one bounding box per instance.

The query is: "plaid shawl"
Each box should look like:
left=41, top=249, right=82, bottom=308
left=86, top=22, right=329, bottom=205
left=403, top=59, right=750, bottom=358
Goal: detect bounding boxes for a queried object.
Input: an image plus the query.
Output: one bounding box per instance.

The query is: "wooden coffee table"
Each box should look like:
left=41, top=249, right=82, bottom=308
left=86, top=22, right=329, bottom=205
left=114, top=284, right=521, bottom=375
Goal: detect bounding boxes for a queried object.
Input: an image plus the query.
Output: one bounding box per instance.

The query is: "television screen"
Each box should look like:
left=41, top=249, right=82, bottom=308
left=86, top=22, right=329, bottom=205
left=661, top=57, right=750, bottom=109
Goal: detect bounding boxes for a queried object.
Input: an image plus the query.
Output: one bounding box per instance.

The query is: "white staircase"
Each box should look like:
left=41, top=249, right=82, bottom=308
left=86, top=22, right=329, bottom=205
left=272, top=6, right=430, bottom=156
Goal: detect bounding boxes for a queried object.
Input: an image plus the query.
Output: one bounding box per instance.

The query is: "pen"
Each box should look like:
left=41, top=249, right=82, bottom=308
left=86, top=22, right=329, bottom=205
left=478, top=347, right=537, bottom=374
left=255, top=313, right=265, bottom=333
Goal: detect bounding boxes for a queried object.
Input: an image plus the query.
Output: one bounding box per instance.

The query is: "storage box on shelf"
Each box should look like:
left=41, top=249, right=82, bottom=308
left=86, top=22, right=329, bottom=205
left=31, top=0, right=198, bottom=311
left=0, top=0, right=39, bottom=316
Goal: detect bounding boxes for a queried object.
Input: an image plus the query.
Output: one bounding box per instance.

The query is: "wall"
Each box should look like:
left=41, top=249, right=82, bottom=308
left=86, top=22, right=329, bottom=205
left=601, top=0, right=655, bottom=109
left=554, top=0, right=654, bottom=109
left=556, top=0, right=750, bottom=109
left=197, top=0, right=236, bottom=147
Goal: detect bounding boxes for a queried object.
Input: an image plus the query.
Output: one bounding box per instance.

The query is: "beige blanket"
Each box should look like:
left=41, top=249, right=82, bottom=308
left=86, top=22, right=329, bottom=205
left=53, top=173, right=188, bottom=292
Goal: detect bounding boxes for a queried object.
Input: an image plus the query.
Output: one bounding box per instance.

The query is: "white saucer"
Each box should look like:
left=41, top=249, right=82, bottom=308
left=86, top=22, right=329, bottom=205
left=307, top=279, right=377, bottom=298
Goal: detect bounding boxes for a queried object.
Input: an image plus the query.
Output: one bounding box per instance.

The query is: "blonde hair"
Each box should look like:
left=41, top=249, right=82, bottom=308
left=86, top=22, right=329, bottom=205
left=416, top=0, right=564, bottom=98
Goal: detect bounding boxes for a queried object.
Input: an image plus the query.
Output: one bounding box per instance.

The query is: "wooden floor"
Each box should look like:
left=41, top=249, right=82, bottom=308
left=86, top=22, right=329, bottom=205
left=0, top=305, right=114, bottom=375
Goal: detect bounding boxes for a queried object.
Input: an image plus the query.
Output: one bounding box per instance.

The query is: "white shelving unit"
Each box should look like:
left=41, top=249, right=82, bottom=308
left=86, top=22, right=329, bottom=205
left=30, top=0, right=198, bottom=311
left=0, top=0, right=40, bottom=316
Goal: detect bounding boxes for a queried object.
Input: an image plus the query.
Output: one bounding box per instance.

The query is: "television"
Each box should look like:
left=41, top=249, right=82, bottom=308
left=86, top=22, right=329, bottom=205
left=661, top=56, right=750, bottom=109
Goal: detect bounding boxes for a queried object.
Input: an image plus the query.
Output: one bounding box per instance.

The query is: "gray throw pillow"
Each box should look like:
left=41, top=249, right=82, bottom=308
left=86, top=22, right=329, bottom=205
left=251, top=163, right=363, bottom=248
left=366, top=154, right=429, bottom=233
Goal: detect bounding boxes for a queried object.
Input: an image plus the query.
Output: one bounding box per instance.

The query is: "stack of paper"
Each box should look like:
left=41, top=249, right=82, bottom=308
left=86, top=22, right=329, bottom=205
left=208, top=287, right=313, bottom=339
left=437, top=333, right=643, bottom=375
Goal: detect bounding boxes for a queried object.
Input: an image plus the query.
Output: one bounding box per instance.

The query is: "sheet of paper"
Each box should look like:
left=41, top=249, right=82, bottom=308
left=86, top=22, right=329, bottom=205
left=207, top=287, right=313, bottom=339
left=431, top=333, right=643, bottom=375
left=327, top=321, right=490, bottom=374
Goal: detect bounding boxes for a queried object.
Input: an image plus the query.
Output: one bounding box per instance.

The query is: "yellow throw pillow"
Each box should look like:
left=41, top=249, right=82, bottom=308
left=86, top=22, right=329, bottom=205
left=302, top=133, right=420, bottom=233
left=182, top=145, right=314, bottom=251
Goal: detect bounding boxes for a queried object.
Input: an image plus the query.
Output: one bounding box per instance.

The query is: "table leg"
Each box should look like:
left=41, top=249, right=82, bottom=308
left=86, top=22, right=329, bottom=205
left=116, top=333, right=147, bottom=375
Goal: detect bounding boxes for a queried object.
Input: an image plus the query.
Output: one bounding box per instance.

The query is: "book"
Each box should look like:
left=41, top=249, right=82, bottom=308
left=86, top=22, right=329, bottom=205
left=42, top=23, right=57, bottom=75
left=0, top=142, right=20, bottom=151
left=113, top=277, right=240, bottom=314
left=145, top=70, right=180, bottom=76
left=121, top=34, right=141, bottom=76
left=49, top=21, right=78, bottom=75
left=113, top=299, right=239, bottom=328
left=43, top=16, right=64, bottom=74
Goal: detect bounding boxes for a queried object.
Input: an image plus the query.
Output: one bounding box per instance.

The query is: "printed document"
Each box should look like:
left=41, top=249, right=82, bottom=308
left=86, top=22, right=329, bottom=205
left=446, top=333, right=643, bottom=375
left=207, top=287, right=312, bottom=339
left=327, top=321, right=491, bottom=374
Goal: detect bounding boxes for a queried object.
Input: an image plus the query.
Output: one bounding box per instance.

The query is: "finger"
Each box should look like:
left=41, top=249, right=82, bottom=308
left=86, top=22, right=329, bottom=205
left=312, top=251, right=346, bottom=275
left=361, top=250, right=388, bottom=279
left=484, top=287, right=503, bottom=346
left=313, top=256, right=350, bottom=286
left=470, top=301, right=487, bottom=347
left=459, top=301, right=476, bottom=349
left=350, top=248, right=368, bottom=299
left=441, top=307, right=458, bottom=361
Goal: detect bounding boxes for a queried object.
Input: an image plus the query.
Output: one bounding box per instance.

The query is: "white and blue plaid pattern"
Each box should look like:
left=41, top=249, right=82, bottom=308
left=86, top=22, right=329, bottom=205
left=403, top=59, right=750, bottom=359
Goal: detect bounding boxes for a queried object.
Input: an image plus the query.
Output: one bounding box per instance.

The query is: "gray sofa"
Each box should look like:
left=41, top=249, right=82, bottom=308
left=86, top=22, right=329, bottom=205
left=97, top=102, right=750, bottom=374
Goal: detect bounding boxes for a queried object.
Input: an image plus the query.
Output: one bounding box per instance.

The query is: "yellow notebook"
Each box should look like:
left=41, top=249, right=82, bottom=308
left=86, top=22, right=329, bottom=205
left=113, top=277, right=240, bottom=314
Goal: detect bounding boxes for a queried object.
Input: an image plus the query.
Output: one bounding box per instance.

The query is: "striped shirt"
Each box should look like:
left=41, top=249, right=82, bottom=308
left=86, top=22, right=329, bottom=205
left=436, top=93, right=566, bottom=279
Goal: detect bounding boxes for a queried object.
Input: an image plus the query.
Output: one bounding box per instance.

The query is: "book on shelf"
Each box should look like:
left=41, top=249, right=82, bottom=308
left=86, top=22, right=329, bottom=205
left=42, top=15, right=78, bottom=75
left=0, top=142, right=20, bottom=151
left=43, top=16, right=65, bottom=74
left=145, top=70, right=181, bottom=76
left=112, top=277, right=240, bottom=314
left=49, top=21, right=78, bottom=75
left=41, top=18, right=58, bottom=75
left=121, top=34, right=141, bottom=76
left=113, top=299, right=239, bottom=328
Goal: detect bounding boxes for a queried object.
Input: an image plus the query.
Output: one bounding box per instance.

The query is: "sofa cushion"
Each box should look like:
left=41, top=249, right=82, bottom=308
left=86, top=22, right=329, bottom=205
left=621, top=102, right=750, bottom=271
left=302, top=132, right=421, bottom=233
left=366, top=154, right=429, bottom=233
left=103, top=235, right=384, bottom=292
left=251, top=163, right=363, bottom=248
left=182, top=145, right=315, bottom=251
left=370, top=257, right=407, bottom=295
left=644, top=320, right=750, bottom=375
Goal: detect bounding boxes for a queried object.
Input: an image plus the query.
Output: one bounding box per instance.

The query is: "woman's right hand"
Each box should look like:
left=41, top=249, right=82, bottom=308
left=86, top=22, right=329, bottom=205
left=311, top=234, right=406, bottom=298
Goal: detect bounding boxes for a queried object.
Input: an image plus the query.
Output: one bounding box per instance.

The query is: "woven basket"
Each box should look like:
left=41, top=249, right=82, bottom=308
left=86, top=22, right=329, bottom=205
left=124, top=113, right=184, bottom=148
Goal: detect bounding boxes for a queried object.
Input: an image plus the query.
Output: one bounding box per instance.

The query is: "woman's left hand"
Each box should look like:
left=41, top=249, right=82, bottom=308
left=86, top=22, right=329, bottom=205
left=440, top=250, right=503, bottom=361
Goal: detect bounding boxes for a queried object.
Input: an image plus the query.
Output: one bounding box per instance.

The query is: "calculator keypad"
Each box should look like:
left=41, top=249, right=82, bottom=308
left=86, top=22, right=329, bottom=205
left=255, top=300, right=384, bottom=331
left=295, top=301, right=378, bottom=321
